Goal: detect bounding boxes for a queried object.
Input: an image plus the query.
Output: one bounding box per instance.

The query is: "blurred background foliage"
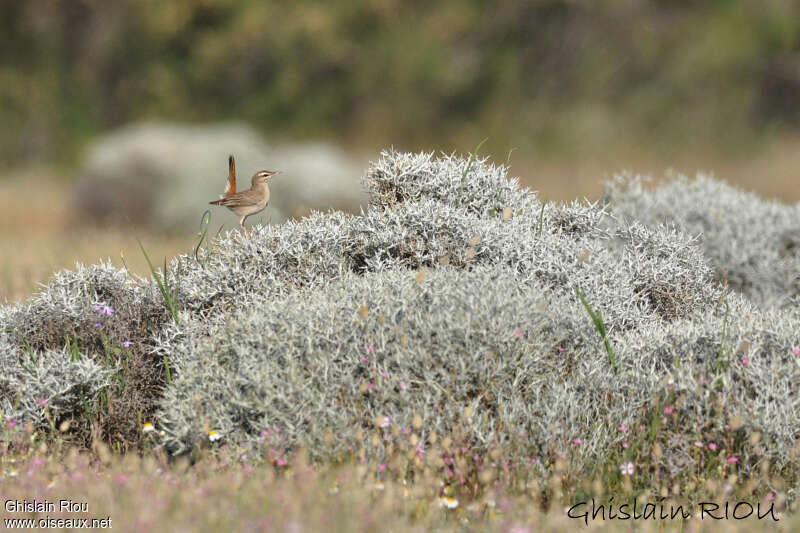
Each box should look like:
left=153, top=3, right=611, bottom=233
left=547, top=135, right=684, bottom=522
left=2, top=0, right=800, bottom=168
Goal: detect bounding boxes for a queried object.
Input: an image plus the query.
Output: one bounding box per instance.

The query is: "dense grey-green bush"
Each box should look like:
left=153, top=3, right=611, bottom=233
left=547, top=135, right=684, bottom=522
left=1, top=150, right=797, bottom=487
left=602, top=173, right=800, bottom=308
left=4, top=261, right=166, bottom=353
left=0, top=337, right=113, bottom=428
left=0, top=261, right=171, bottom=441
left=156, top=267, right=603, bottom=457
left=156, top=271, right=799, bottom=482
left=148, top=150, right=762, bottom=465
left=614, top=292, right=800, bottom=473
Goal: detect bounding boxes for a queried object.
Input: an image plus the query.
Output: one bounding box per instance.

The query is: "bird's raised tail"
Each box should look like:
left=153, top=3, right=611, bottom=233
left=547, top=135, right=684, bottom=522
left=224, top=155, right=237, bottom=197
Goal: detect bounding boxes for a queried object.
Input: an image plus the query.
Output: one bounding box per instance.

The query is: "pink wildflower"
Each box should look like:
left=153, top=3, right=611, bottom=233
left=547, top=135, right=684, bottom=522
left=620, top=462, right=634, bottom=476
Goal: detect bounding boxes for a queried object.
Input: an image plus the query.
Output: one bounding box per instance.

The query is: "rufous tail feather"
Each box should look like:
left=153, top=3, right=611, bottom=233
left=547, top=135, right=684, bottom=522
left=224, top=155, right=237, bottom=197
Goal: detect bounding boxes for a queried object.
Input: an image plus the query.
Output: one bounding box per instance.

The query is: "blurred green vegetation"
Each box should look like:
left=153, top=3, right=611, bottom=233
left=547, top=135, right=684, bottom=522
left=1, top=0, right=799, bottom=168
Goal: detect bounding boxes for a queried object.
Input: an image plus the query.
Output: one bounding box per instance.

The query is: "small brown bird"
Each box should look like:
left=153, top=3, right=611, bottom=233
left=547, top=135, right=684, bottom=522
left=209, top=155, right=280, bottom=236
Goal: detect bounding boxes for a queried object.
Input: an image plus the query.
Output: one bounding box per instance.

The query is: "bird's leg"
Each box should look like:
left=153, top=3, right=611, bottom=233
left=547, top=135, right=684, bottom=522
left=240, top=216, right=250, bottom=238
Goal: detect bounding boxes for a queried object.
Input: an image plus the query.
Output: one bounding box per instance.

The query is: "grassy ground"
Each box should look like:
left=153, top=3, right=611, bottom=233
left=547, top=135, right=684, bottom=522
left=0, top=423, right=791, bottom=532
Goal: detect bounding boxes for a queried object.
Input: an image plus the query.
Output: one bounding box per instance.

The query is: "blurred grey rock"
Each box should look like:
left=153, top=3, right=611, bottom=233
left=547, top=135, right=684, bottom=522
left=73, top=122, right=369, bottom=232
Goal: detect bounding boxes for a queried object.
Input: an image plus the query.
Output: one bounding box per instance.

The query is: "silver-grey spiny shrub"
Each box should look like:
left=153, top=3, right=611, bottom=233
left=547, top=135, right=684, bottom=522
left=148, top=150, right=785, bottom=476
left=1, top=261, right=171, bottom=443
left=1, top=150, right=797, bottom=491
left=602, top=173, right=800, bottom=309
left=0, top=336, right=113, bottom=429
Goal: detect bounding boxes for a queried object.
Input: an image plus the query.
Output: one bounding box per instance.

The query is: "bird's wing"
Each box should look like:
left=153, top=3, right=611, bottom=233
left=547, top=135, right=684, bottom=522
left=224, top=155, right=237, bottom=197
left=210, top=191, right=260, bottom=207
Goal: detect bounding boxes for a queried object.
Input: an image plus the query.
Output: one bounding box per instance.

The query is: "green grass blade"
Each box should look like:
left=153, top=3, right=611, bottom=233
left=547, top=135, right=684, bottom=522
left=137, top=237, right=179, bottom=324
left=163, top=355, right=172, bottom=385
left=576, top=287, right=619, bottom=374
left=537, top=199, right=547, bottom=237
left=714, top=300, right=730, bottom=372
left=457, top=137, right=488, bottom=208
left=505, top=147, right=517, bottom=167
left=194, top=209, right=212, bottom=265
left=120, top=250, right=130, bottom=272
left=19, top=335, right=36, bottom=366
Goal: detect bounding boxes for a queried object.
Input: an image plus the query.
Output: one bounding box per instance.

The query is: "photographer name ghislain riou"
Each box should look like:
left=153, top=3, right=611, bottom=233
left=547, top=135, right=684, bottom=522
left=567, top=497, right=779, bottom=526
